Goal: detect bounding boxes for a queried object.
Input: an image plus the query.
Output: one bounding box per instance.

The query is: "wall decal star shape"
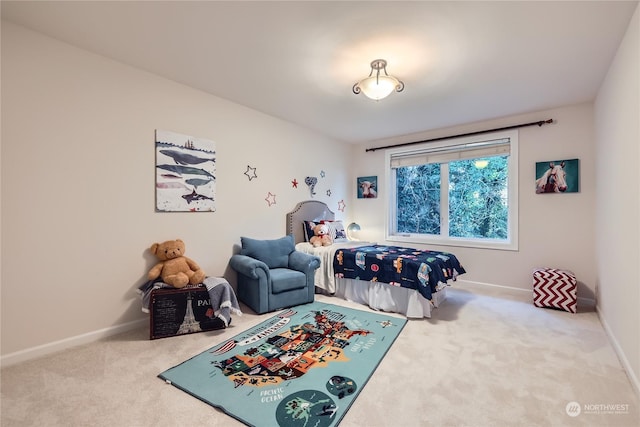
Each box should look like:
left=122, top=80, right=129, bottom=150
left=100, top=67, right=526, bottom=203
left=244, top=165, right=258, bottom=181
left=338, top=199, right=346, bottom=212
left=265, top=192, right=276, bottom=206
left=326, top=189, right=332, bottom=197
left=292, top=178, right=298, bottom=188
left=320, top=170, right=326, bottom=178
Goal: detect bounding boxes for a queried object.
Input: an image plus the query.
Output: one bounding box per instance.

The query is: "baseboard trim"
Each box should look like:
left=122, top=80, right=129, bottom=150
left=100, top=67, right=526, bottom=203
left=457, top=279, right=531, bottom=293
left=596, top=308, right=640, bottom=397
left=0, top=319, right=147, bottom=368
left=456, top=279, right=596, bottom=307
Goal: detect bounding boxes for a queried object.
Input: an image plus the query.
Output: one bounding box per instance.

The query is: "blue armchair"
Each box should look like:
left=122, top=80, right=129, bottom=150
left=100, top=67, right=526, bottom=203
left=229, top=235, right=320, bottom=314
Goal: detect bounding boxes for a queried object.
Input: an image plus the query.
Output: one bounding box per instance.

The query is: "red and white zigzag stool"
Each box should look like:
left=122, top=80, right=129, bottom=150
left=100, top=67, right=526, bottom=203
left=533, top=268, right=577, bottom=313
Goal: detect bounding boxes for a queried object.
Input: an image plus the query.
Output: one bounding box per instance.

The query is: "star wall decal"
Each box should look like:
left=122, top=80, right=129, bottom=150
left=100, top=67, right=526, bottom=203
left=244, top=165, right=258, bottom=181
left=326, top=189, right=332, bottom=197
left=320, top=170, right=326, bottom=178
left=292, top=178, right=298, bottom=188
left=265, top=192, right=276, bottom=207
left=338, top=199, right=346, bottom=212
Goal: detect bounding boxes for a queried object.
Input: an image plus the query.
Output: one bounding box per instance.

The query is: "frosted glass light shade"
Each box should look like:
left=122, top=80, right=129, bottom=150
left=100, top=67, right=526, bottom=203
left=353, top=59, right=404, bottom=101
left=347, top=222, right=361, bottom=240
left=357, top=75, right=401, bottom=100
left=474, top=159, right=489, bottom=169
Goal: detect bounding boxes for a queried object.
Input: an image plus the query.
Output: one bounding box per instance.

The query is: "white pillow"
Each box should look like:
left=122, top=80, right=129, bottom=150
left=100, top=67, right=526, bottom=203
left=326, top=220, right=348, bottom=242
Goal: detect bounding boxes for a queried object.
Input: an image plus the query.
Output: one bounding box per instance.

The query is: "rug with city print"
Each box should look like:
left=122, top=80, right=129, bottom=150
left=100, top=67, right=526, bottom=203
left=159, top=301, right=407, bottom=427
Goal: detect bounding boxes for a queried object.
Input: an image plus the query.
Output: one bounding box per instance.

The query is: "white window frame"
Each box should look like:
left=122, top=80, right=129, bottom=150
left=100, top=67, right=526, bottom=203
left=385, top=130, right=519, bottom=251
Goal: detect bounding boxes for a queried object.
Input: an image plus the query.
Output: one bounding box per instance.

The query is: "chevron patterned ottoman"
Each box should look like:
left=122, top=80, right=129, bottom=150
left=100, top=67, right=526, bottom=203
left=533, top=268, right=577, bottom=313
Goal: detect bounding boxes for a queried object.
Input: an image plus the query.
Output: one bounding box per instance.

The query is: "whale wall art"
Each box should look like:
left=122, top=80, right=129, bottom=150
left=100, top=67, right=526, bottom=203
left=155, top=129, right=216, bottom=212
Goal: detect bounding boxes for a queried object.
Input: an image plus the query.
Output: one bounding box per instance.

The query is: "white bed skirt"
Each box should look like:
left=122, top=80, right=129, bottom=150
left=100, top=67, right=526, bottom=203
left=333, top=278, right=447, bottom=319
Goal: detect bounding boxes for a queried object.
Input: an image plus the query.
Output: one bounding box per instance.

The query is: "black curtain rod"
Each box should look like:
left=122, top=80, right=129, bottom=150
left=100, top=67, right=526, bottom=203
left=365, top=118, right=554, bottom=152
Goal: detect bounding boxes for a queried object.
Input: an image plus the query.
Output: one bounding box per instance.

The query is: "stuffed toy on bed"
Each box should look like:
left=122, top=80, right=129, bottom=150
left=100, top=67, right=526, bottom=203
left=310, top=222, right=333, bottom=247
left=147, top=239, right=206, bottom=288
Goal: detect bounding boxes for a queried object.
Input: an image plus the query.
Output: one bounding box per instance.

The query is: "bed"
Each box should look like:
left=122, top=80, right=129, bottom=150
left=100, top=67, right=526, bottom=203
left=286, top=200, right=466, bottom=318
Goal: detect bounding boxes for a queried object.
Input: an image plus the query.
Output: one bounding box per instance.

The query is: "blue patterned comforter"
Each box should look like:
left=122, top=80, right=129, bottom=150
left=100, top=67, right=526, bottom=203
left=333, top=245, right=466, bottom=300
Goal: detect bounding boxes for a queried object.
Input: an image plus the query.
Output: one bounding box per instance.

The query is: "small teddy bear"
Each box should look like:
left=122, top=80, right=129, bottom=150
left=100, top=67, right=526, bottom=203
left=309, top=222, right=333, bottom=247
left=147, top=239, right=206, bottom=288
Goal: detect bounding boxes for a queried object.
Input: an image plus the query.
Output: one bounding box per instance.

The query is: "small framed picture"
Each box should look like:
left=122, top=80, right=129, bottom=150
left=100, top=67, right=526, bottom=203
left=535, top=158, right=579, bottom=194
left=357, top=176, right=378, bottom=199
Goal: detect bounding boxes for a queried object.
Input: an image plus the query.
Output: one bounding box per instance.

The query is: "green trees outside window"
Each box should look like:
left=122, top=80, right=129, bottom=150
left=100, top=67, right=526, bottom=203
left=388, top=130, right=517, bottom=250
left=395, top=156, right=508, bottom=239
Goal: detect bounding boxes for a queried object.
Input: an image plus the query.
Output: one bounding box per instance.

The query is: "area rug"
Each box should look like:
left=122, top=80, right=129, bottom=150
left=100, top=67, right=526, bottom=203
left=159, top=301, right=407, bottom=426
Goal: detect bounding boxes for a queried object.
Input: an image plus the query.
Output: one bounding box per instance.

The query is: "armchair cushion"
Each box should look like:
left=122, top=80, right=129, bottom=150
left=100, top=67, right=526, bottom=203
left=270, top=268, right=307, bottom=294
left=240, top=235, right=295, bottom=269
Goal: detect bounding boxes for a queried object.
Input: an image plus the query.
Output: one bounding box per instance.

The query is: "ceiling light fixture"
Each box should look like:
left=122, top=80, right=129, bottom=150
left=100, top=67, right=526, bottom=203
left=474, top=159, right=489, bottom=169
left=352, top=59, right=404, bottom=101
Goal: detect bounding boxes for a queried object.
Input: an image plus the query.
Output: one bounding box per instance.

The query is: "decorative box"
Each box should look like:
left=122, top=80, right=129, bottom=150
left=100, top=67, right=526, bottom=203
left=149, top=285, right=213, bottom=339
left=533, top=268, right=577, bottom=313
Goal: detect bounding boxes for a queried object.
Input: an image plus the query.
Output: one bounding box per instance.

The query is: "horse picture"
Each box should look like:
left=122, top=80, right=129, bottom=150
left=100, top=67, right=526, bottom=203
left=535, top=159, right=579, bottom=194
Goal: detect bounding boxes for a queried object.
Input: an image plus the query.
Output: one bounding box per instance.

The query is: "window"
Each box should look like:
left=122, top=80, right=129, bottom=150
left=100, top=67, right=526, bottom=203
left=385, top=130, right=518, bottom=250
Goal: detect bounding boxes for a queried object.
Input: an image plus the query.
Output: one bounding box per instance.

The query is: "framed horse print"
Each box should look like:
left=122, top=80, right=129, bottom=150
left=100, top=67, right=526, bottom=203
left=535, top=158, right=579, bottom=194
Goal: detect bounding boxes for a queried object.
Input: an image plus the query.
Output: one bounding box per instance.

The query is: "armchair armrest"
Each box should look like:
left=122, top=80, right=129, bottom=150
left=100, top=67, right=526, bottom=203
left=288, top=251, right=321, bottom=274
left=230, top=254, right=270, bottom=280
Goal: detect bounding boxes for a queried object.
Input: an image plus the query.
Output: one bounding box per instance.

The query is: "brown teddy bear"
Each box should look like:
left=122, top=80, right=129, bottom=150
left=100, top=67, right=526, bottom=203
left=147, top=239, right=206, bottom=288
left=309, top=222, right=333, bottom=247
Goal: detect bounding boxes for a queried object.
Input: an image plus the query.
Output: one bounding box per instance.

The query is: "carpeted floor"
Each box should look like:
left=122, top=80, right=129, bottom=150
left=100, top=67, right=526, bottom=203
left=1, top=282, right=638, bottom=427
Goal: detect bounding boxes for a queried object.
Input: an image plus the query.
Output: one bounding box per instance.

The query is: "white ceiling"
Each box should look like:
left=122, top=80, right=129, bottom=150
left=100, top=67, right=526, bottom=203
left=2, top=1, right=637, bottom=144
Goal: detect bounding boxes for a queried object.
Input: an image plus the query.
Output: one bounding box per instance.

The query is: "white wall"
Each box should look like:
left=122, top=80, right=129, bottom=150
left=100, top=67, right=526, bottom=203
left=594, top=4, right=639, bottom=393
left=351, top=104, right=597, bottom=296
left=0, top=22, right=351, bottom=359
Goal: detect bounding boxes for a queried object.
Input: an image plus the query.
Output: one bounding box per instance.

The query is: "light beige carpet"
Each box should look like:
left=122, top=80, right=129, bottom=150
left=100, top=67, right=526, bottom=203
left=1, top=282, right=638, bottom=426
